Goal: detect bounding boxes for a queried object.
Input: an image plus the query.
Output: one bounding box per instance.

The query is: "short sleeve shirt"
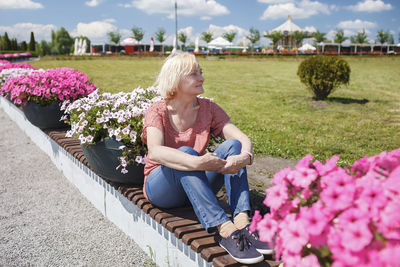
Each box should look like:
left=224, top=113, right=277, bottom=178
left=141, top=97, right=230, bottom=177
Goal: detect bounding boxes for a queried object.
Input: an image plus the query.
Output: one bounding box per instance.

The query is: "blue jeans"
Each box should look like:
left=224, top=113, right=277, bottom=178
left=145, top=139, right=251, bottom=232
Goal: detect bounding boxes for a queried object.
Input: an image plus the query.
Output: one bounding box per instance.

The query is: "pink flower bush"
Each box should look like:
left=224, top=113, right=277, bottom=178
left=0, top=62, right=35, bottom=72
left=62, top=87, right=161, bottom=173
left=0, top=67, right=96, bottom=106
left=250, top=148, right=400, bottom=267
left=0, top=68, right=45, bottom=88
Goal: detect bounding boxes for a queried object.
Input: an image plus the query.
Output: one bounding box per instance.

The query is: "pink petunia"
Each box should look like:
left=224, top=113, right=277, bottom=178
left=341, top=222, right=373, bottom=252
left=280, top=215, right=309, bottom=253
left=249, top=210, right=262, bottom=233
left=299, top=202, right=329, bottom=236
left=314, top=155, right=339, bottom=176
left=270, top=167, right=291, bottom=185
left=256, top=213, right=278, bottom=242
left=264, top=184, right=289, bottom=211
left=295, top=154, right=313, bottom=169
left=288, top=167, right=318, bottom=189
left=320, top=183, right=354, bottom=213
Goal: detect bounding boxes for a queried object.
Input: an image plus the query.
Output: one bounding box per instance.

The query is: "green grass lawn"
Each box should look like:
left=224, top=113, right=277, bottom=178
left=31, top=56, right=400, bottom=165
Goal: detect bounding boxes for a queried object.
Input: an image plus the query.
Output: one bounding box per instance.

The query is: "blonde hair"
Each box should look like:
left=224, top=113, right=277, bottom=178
left=154, top=51, right=200, bottom=99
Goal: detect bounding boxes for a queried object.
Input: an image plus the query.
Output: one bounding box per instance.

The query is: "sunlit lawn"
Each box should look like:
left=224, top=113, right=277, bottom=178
left=32, top=55, right=400, bottom=165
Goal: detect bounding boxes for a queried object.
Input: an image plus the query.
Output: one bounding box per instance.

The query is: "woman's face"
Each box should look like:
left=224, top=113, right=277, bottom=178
left=177, top=66, right=204, bottom=97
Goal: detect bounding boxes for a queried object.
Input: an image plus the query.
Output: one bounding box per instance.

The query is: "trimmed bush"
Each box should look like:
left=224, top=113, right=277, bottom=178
left=297, top=56, right=351, bottom=100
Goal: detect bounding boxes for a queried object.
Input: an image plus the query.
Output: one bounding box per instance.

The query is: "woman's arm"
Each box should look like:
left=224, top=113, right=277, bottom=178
left=219, top=122, right=253, bottom=174
left=146, top=126, right=226, bottom=171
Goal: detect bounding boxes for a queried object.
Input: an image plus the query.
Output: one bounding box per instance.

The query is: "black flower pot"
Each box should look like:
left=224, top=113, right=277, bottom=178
left=81, top=138, right=144, bottom=184
left=22, top=101, right=68, bottom=129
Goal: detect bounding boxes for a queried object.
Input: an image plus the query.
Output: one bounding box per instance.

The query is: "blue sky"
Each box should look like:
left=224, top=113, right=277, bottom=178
left=0, top=0, right=398, bottom=46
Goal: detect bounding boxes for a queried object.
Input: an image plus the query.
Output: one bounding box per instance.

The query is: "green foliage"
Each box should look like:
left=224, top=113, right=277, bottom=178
left=350, top=29, right=368, bottom=44
left=201, top=31, right=213, bottom=44
left=312, top=30, right=327, bottom=44
left=297, top=56, right=351, bottom=100
left=264, top=31, right=283, bottom=50
left=107, top=31, right=121, bottom=45
left=178, top=31, right=187, bottom=50
left=334, top=29, right=348, bottom=44
left=1, top=32, right=11, bottom=51
left=29, top=31, right=36, bottom=51
left=292, top=31, right=306, bottom=48
left=376, top=29, right=390, bottom=44
left=131, top=26, right=144, bottom=42
left=223, top=31, right=236, bottom=43
left=38, top=40, right=50, bottom=56
left=20, top=41, right=28, bottom=51
left=55, top=27, right=74, bottom=54
left=154, top=28, right=166, bottom=44
left=246, top=27, right=260, bottom=49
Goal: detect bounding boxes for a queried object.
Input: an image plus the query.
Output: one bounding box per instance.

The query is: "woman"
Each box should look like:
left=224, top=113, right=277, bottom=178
left=141, top=51, right=271, bottom=264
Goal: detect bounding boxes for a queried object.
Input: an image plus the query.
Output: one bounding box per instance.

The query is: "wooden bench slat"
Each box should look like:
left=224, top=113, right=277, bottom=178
left=174, top=223, right=205, bottom=239
left=200, top=245, right=227, bottom=262
left=191, top=236, right=218, bottom=253
left=181, top=230, right=214, bottom=245
left=165, top=219, right=199, bottom=233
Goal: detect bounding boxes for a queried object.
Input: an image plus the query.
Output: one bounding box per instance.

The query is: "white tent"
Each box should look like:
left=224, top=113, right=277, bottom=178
left=271, top=15, right=302, bottom=33
left=120, top=37, right=139, bottom=46
left=298, top=43, right=316, bottom=51
left=208, top=37, right=232, bottom=48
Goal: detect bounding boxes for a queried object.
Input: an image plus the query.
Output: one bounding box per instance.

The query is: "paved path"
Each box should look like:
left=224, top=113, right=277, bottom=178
left=0, top=107, right=152, bottom=266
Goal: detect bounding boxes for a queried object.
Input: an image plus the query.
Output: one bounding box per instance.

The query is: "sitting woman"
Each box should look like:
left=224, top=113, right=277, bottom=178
left=141, top=51, right=271, bottom=264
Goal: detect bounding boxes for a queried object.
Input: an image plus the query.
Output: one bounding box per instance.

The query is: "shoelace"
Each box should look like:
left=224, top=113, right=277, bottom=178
left=233, top=232, right=251, bottom=251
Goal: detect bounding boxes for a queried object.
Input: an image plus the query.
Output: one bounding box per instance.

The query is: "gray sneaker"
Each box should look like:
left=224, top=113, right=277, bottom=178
left=218, top=230, right=264, bottom=264
left=242, top=225, right=274, bottom=255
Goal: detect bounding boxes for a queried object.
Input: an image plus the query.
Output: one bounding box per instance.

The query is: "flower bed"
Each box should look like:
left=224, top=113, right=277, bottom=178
left=0, top=68, right=44, bottom=88
left=62, top=87, right=161, bottom=173
left=0, top=67, right=96, bottom=106
left=250, top=148, right=400, bottom=267
left=0, top=62, right=35, bottom=72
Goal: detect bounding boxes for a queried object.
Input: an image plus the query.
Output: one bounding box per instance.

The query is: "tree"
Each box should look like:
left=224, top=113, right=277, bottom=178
left=107, top=31, right=121, bottom=45
left=39, top=40, right=50, bottom=56
left=131, top=26, right=144, bottom=42
left=292, top=31, right=306, bottom=50
left=55, top=27, right=74, bottom=54
left=334, top=29, right=348, bottom=44
left=223, top=31, right=236, bottom=43
left=20, top=41, right=28, bottom=51
left=10, top=38, right=18, bottom=50
left=178, top=31, right=187, bottom=50
left=246, top=27, right=260, bottom=51
left=201, top=31, right=213, bottom=44
left=2, top=32, right=11, bottom=51
left=388, top=34, right=394, bottom=45
left=28, top=31, right=36, bottom=51
left=376, top=29, right=390, bottom=54
left=155, top=28, right=166, bottom=44
left=350, top=29, right=368, bottom=44
left=334, top=29, right=348, bottom=54
left=264, top=31, right=283, bottom=52
left=312, top=30, right=327, bottom=44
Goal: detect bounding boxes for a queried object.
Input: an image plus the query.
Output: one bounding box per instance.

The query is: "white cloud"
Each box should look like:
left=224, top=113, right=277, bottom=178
left=304, top=26, right=317, bottom=33
left=260, top=0, right=331, bottom=20
left=207, top=24, right=248, bottom=44
left=347, top=0, right=392, bottom=12
left=120, top=0, right=229, bottom=19
left=85, top=0, right=104, bottom=7
left=71, top=19, right=130, bottom=43
left=0, top=22, right=56, bottom=41
left=257, top=0, right=294, bottom=3
left=0, top=0, right=43, bottom=9
left=337, top=19, right=377, bottom=30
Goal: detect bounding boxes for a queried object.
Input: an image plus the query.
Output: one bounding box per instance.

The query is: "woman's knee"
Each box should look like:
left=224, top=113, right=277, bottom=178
left=178, top=146, right=199, bottom=156
left=219, top=139, right=242, bottom=155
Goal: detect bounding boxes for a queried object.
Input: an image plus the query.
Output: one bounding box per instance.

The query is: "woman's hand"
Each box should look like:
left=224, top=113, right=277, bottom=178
left=198, top=153, right=227, bottom=171
left=218, top=154, right=249, bottom=174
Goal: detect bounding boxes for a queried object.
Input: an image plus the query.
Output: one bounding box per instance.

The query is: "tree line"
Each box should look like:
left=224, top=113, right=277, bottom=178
left=1, top=25, right=398, bottom=56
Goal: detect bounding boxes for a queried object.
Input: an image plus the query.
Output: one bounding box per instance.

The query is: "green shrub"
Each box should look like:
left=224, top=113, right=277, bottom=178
left=297, top=56, right=351, bottom=100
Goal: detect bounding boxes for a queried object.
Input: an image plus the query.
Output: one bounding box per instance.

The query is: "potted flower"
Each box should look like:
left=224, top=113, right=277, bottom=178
left=0, top=67, right=96, bottom=129
left=250, top=148, right=400, bottom=267
left=62, top=87, right=161, bottom=184
left=0, top=68, right=45, bottom=100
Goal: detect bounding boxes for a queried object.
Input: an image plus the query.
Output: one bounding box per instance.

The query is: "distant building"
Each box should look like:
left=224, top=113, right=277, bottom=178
left=262, top=15, right=315, bottom=51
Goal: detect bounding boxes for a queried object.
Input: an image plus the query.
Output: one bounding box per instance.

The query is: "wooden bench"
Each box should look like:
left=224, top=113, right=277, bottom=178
left=44, top=128, right=281, bottom=267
